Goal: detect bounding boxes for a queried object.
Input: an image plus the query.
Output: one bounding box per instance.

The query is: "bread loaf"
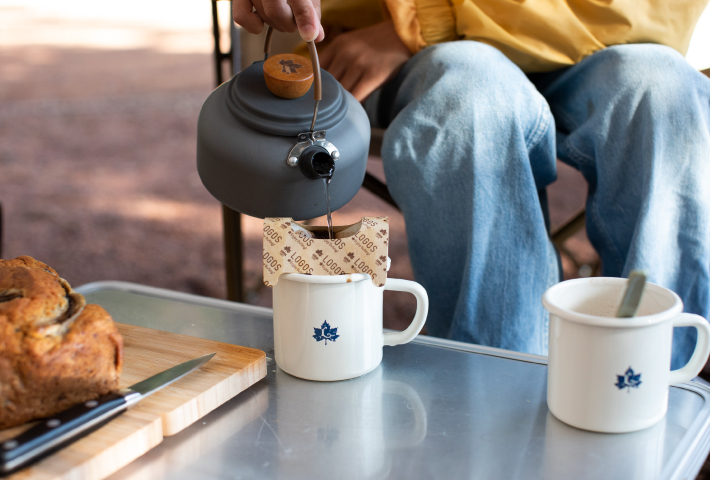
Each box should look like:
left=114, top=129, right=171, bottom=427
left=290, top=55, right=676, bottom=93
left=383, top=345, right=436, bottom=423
left=0, top=256, right=123, bottom=429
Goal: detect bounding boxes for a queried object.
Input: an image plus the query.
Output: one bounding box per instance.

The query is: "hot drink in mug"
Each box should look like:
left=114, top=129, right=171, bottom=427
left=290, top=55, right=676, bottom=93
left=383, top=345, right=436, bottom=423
left=543, top=277, right=710, bottom=433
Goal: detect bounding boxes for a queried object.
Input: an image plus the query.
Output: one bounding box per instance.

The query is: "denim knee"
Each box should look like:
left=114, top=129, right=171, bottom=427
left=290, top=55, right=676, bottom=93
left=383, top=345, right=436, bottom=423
left=411, top=41, right=519, bottom=85
left=384, top=41, right=555, bottom=179
left=586, top=44, right=710, bottom=120
left=554, top=44, right=710, bottom=176
left=402, top=41, right=550, bottom=140
left=591, top=44, right=703, bottom=85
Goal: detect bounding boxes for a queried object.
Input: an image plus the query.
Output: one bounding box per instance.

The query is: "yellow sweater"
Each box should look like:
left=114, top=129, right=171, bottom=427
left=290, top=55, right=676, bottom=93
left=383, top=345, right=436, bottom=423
left=320, top=0, right=708, bottom=72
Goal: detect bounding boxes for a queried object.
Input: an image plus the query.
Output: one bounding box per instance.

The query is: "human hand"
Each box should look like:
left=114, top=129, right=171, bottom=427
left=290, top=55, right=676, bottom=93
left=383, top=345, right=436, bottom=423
left=320, top=20, right=412, bottom=102
left=233, top=0, right=325, bottom=42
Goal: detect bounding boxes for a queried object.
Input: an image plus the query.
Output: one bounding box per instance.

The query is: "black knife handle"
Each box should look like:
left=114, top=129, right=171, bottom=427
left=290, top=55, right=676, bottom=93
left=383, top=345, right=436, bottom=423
left=0, top=392, right=128, bottom=474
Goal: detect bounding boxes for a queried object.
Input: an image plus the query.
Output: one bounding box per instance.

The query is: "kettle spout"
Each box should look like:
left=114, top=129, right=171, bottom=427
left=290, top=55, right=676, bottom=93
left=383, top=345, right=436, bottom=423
left=299, top=146, right=335, bottom=180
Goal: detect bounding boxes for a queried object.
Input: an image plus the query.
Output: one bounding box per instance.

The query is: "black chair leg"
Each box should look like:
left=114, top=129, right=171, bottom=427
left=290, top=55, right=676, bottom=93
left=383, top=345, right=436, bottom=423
left=222, top=205, right=244, bottom=302
left=213, top=1, right=242, bottom=301
left=362, top=172, right=398, bottom=209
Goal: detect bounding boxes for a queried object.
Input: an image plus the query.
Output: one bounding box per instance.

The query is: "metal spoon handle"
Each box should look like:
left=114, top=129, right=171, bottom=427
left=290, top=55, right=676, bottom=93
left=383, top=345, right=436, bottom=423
left=616, top=271, right=647, bottom=318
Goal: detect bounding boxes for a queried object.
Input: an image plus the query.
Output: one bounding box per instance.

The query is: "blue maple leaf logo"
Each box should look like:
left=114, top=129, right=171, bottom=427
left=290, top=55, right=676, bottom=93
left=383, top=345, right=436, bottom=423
left=313, top=321, right=339, bottom=344
left=615, top=367, right=642, bottom=391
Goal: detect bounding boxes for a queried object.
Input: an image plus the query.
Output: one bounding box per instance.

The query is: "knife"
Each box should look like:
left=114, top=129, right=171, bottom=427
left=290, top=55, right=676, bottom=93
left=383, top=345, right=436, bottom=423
left=0, top=352, right=216, bottom=474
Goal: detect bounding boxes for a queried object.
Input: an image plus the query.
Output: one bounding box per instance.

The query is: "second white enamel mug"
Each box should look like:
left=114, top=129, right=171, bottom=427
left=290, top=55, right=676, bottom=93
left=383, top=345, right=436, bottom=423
left=543, top=277, right=710, bottom=433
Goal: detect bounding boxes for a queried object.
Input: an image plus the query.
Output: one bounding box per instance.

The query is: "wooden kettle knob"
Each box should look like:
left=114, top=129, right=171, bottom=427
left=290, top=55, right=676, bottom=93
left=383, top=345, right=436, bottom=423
left=263, top=53, right=314, bottom=99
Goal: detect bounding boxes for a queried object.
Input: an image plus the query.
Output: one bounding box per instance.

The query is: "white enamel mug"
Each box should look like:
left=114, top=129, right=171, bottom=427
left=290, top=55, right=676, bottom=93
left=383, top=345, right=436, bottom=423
left=543, top=277, right=710, bottom=433
left=273, top=272, right=428, bottom=381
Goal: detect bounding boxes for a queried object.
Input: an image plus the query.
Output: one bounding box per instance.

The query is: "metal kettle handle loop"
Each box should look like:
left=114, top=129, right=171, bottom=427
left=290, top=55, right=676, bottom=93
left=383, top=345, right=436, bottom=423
left=263, top=25, right=321, bottom=132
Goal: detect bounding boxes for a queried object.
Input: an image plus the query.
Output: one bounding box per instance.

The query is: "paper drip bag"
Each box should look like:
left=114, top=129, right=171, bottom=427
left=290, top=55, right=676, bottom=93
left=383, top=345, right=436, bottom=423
left=263, top=217, right=389, bottom=287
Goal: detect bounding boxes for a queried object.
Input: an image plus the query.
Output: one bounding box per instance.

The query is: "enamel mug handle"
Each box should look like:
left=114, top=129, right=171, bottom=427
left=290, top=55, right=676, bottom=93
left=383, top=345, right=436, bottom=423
left=669, top=313, right=710, bottom=385
left=383, top=279, right=429, bottom=346
left=383, top=380, right=428, bottom=449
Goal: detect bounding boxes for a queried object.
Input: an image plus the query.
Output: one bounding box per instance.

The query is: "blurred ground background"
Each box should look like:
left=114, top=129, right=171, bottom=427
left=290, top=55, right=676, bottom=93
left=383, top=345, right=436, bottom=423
left=1, top=0, right=710, bottom=476
left=1, top=0, right=708, bottom=324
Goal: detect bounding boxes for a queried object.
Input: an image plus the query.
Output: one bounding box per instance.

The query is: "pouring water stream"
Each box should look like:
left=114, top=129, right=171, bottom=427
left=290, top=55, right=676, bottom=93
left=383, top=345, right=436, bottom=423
left=323, top=177, right=333, bottom=240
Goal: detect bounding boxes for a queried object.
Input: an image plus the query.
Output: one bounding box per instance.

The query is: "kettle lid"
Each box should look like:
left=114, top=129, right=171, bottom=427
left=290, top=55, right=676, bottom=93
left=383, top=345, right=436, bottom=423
left=225, top=61, right=348, bottom=137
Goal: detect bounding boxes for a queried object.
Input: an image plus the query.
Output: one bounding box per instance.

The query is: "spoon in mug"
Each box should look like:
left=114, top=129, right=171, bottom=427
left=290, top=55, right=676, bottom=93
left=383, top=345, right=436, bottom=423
left=616, top=270, right=647, bottom=318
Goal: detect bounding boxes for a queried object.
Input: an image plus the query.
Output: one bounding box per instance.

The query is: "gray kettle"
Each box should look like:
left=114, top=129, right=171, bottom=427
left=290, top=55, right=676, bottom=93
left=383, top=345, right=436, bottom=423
left=196, top=28, right=370, bottom=220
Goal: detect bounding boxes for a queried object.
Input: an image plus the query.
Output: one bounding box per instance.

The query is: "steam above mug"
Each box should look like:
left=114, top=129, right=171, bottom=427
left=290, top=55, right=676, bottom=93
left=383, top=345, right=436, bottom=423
left=196, top=28, right=370, bottom=220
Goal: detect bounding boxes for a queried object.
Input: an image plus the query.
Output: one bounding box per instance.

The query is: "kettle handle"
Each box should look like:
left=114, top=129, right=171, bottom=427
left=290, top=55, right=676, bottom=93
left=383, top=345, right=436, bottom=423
left=263, top=25, right=322, bottom=131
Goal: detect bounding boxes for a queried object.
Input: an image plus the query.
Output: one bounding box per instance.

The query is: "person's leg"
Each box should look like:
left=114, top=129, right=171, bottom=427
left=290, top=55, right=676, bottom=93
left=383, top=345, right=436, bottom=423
left=374, top=41, right=559, bottom=355
left=532, top=44, right=710, bottom=367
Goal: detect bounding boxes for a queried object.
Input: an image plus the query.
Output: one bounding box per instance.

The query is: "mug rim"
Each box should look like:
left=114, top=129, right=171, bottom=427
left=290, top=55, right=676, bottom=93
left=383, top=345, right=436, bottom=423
left=542, top=277, right=683, bottom=328
left=279, top=272, right=371, bottom=284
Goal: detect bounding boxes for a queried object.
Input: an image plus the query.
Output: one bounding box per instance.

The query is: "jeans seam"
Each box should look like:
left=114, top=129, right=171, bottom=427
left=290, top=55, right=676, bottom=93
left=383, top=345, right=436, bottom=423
left=561, top=141, right=594, bottom=168
left=526, top=99, right=551, bottom=151
left=549, top=107, right=597, bottom=168
left=541, top=241, right=555, bottom=354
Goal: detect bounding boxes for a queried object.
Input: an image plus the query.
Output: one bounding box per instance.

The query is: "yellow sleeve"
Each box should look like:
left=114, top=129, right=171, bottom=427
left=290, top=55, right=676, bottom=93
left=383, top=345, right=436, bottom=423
left=320, top=0, right=386, bottom=32
left=381, top=0, right=457, bottom=53
left=297, top=0, right=385, bottom=57
left=380, top=0, right=709, bottom=72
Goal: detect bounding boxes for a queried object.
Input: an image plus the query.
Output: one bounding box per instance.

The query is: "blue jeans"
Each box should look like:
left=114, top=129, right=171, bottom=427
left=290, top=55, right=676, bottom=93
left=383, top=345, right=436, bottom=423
left=369, top=42, right=710, bottom=367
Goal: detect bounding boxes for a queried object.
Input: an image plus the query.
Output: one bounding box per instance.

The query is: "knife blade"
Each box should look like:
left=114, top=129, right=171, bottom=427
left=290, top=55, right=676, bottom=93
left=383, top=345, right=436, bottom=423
left=0, top=352, right=215, bottom=474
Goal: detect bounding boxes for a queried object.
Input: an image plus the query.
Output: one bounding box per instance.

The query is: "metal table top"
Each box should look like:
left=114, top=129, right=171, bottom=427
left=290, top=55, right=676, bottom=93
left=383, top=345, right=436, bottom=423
left=75, top=281, right=710, bottom=480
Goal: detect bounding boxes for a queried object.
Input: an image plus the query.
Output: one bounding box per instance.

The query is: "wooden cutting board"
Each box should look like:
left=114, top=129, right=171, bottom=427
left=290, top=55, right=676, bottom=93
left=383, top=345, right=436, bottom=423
left=1, top=323, right=267, bottom=480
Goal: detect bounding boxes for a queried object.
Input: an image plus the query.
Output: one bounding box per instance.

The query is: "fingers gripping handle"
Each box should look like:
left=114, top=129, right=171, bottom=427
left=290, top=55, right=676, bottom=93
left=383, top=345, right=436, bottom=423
left=383, top=279, right=429, bottom=347
left=669, top=313, right=710, bottom=385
